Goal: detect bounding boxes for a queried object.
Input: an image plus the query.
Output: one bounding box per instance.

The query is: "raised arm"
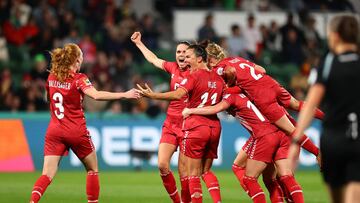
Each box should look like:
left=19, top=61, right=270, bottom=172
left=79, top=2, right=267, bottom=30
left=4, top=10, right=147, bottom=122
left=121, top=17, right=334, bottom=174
left=137, top=83, right=186, bottom=101
left=84, top=87, right=140, bottom=101
left=182, top=101, right=230, bottom=118
left=131, top=32, right=165, bottom=69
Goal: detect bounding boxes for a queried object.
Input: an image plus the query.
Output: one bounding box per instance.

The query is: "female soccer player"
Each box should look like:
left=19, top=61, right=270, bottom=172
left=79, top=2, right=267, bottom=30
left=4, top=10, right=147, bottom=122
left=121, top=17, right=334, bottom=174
left=131, top=31, right=191, bottom=203
left=205, top=42, right=322, bottom=161
left=137, top=44, right=225, bottom=203
left=182, top=92, right=305, bottom=203
left=289, top=15, right=360, bottom=203
left=29, top=43, right=140, bottom=203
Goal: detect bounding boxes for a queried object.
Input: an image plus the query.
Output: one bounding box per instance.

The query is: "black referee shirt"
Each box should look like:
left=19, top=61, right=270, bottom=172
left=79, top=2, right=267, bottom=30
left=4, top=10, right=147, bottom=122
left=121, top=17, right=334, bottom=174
left=309, top=51, right=360, bottom=135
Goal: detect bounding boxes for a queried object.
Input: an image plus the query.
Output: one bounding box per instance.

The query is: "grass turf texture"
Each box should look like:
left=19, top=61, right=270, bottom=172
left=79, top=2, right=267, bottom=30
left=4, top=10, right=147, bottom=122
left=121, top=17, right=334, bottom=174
left=0, top=170, right=329, bottom=203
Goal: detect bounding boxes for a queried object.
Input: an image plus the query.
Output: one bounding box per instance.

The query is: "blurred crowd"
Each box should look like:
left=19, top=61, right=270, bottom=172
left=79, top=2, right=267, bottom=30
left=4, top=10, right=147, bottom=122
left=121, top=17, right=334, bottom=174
left=0, top=0, right=356, bottom=116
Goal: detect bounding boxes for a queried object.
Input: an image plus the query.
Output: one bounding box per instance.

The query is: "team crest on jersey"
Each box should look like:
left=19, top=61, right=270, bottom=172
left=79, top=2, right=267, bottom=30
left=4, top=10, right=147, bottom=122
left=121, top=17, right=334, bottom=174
left=84, top=78, right=92, bottom=86
left=217, top=67, right=224, bottom=75
left=180, top=78, right=187, bottom=85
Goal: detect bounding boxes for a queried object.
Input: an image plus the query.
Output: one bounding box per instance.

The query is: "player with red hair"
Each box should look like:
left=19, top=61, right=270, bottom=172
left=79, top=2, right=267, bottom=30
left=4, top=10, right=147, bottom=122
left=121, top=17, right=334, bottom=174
left=29, top=43, right=140, bottom=203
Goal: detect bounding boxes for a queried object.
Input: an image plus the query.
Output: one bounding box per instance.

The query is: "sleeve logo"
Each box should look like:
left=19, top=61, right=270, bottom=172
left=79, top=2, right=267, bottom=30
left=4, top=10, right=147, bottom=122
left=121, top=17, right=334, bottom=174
left=84, top=78, right=92, bottom=86
left=216, top=67, right=224, bottom=75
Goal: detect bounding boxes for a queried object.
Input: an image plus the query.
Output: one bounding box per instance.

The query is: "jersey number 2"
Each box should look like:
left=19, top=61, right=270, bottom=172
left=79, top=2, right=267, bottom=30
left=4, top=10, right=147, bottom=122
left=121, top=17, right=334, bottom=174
left=53, top=92, right=64, bottom=119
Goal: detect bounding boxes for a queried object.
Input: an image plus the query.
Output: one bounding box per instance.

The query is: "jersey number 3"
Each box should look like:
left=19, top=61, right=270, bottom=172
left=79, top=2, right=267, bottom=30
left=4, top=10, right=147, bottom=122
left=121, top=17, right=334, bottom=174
left=53, top=92, right=64, bottom=119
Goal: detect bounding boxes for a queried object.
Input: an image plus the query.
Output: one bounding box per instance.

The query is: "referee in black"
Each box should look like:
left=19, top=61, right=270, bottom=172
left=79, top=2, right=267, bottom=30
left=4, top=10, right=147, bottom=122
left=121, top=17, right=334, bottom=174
left=288, top=14, right=360, bottom=203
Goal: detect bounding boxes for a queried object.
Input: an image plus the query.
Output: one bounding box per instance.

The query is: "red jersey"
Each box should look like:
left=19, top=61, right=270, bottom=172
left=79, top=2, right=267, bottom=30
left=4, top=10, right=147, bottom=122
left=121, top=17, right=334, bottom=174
left=163, top=61, right=190, bottom=118
left=223, top=93, right=278, bottom=138
left=46, top=73, right=92, bottom=137
left=214, top=57, right=279, bottom=102
left=180, top=69, right=225, bottom=130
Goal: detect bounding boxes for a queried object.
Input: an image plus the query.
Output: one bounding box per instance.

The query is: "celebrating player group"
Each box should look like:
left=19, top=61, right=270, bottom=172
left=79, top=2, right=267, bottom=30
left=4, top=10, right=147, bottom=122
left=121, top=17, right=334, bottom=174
left=29, top=31, right=324, bottom=203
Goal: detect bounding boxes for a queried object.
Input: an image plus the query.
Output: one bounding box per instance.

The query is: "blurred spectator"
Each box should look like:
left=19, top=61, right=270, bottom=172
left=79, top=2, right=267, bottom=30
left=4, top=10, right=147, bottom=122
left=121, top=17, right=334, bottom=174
left=279, top=13, right=305, bottom=51
left=302, top=16, right=321, bottom=48
left=0, top=69, right=13, bottom=98
left=111, top=52, right=134, bottom=91
left=281, top=29, right=305, bottom=66
left=266, top=20, right=281, bottom=52
left=242, top=13, right=262, bottom=62
left=0, top=28, right=9, bottom=62
left=198, top=13, right=218, bottom=42
left=139, top=13, right=160, bottom=50
left=30, top=54, right=49, bottom=82
left=79, top=34, right=97, bottom=66
left=227, top=24, right=246, bottom=57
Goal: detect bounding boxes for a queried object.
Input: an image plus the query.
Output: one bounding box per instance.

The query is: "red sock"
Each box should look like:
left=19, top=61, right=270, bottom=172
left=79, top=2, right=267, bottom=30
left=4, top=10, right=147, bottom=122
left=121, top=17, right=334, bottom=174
left=30, top=175, right=52, bottom=203
left=243, top=176, right=266, bottom=203
left=189, top=176, right=202, bottom=203
left=202, top=171, right=221, bottom=203
left=263, top=178, right=284, bottom=203
left=299, top=101, right=324, bottom=120
left=232, top=164, right=247, bottom=192
left=86, top=172, right=100, bottom=203
left=180, top=176, right=191, bottom=203
left=299, top=135, right=319, bottom=156
left=279, top=175, right=304, bottom=203
left=160, top=171, right=180, bottom=203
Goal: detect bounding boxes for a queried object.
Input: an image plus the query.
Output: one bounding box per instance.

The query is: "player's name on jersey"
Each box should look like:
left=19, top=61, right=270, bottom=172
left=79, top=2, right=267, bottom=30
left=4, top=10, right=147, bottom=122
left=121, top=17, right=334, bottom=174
left=48, top=80, right=71, bottom=90
left=208, top=81, right=217, bottom=88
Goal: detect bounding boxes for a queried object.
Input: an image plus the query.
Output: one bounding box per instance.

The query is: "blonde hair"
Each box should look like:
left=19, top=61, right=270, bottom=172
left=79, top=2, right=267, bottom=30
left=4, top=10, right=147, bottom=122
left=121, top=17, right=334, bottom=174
left=50, top=43, right=81, bottom=82
left=206, top=42, right=227, bottom=60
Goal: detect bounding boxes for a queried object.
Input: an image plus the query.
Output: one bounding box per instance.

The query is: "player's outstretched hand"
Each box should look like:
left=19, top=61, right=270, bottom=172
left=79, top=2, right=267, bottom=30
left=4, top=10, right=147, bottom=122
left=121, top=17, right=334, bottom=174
left=125, top=88, right=141, bottom=99
left=136, top=83, right=153, bottom=98
left=288, top=143, right=300, bottom=172
left=182, top=108, right=192, bottom=118
left=130, top=31, right=141, bottom=44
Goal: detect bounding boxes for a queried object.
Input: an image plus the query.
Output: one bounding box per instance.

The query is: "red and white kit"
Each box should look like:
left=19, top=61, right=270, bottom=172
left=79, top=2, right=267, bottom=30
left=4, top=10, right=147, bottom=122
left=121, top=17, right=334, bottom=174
left=180, top=69, right=225, bottom=159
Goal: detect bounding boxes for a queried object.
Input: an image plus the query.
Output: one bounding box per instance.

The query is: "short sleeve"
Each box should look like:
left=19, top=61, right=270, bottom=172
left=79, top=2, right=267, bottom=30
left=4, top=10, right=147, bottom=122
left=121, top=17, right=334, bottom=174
left=222, top=93, right=235, bottom=106
left=76, top=74, right=93, bottom=92
left=162, top=61, right=178, bottom=74
left=310, top=53, right=334, bottom=85
left=179, top=75, right=195, bottom=95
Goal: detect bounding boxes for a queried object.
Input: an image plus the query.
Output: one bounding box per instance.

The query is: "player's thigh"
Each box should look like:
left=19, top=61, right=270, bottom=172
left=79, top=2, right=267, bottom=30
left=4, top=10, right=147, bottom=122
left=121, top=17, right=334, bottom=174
left=186, top=156, right=203, bottom=177
left=158, top=143, right=177, bottom=170
left=274, top=159, right=292, bottom=177
left=81, top=151, right=98, bottom=172
left=42, top=155, right=62, bottom=179
left=233, top=149, right=248, bottom=168
left=344, top=182, right=360, bottom=203
left=245, top=159, right=267, bottom=178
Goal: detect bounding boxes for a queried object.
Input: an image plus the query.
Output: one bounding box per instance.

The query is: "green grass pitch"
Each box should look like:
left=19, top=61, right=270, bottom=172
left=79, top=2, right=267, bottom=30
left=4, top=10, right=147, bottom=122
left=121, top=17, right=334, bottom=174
left=0, top=170, right=330, bottom=202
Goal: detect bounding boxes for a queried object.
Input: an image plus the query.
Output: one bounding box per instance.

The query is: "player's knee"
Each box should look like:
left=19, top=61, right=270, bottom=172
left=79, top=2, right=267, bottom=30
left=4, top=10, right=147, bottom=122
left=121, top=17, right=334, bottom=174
left=158, top=161, right=170, bottom=174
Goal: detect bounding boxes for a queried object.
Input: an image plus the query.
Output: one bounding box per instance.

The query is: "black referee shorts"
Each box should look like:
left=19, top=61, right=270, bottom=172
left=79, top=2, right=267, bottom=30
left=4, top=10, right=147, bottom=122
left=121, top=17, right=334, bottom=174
left=320, top=129, right=360, bottom=188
